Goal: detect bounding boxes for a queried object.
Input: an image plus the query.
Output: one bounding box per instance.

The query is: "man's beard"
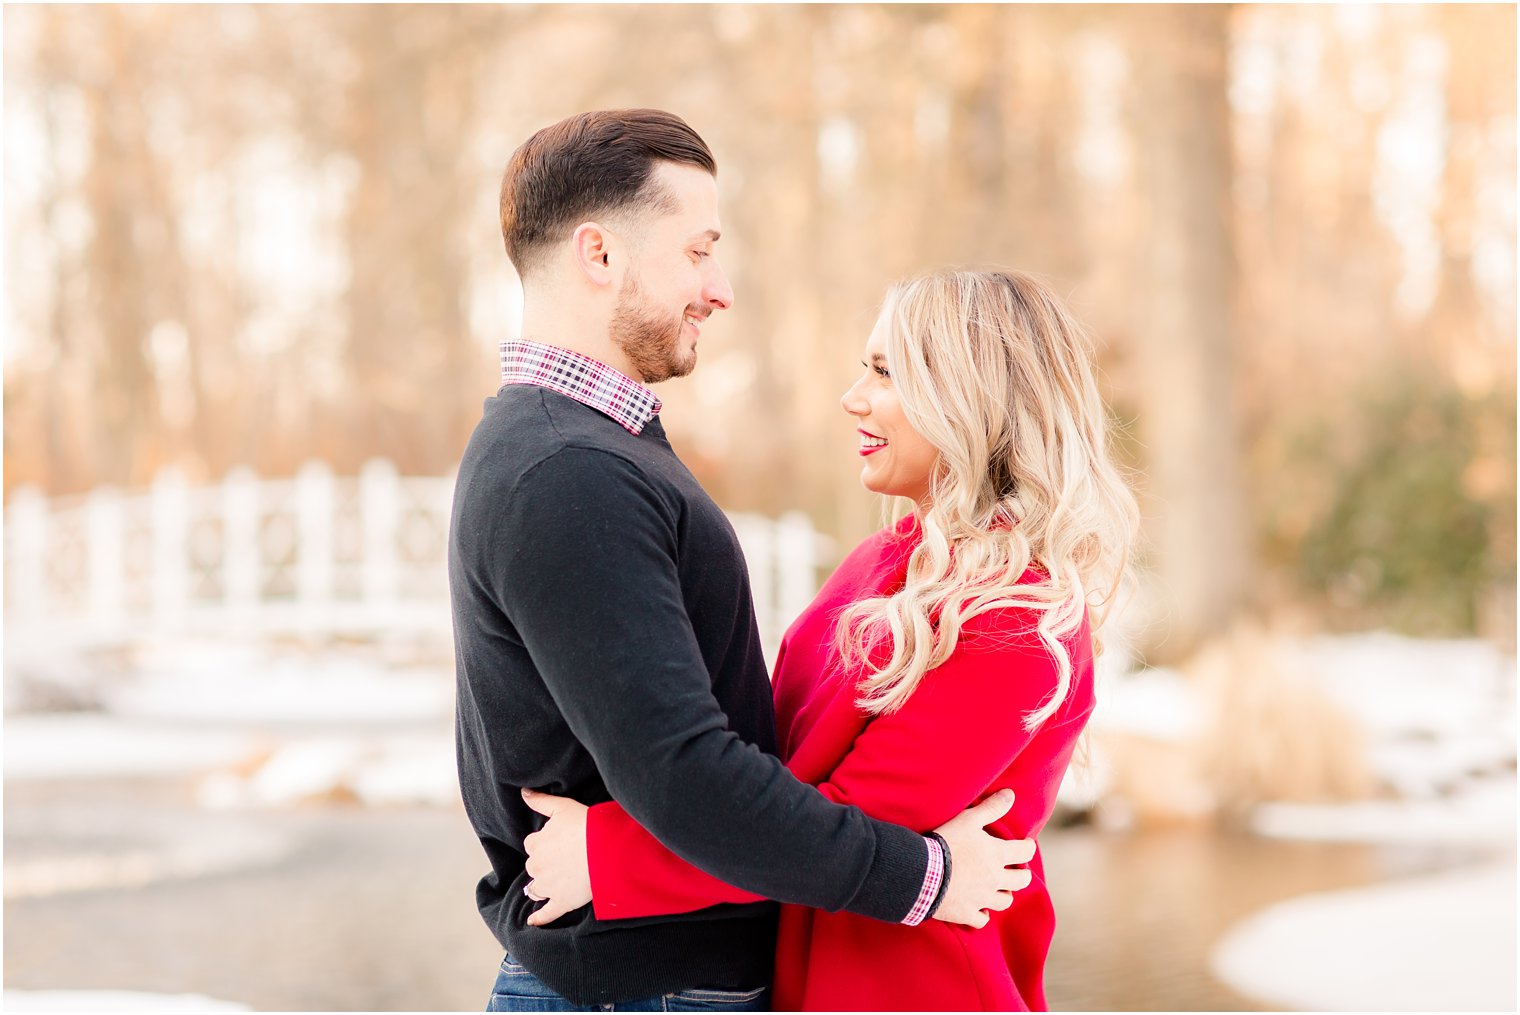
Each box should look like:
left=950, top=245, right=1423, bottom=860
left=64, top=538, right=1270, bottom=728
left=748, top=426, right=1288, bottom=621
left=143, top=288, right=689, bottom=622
left=610, top=272, right=696, bottom=384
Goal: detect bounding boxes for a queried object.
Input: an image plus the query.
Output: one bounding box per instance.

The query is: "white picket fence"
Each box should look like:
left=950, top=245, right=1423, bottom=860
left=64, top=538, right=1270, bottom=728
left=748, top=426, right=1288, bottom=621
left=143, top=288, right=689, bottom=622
left=2, top=460, right=828, bottom=656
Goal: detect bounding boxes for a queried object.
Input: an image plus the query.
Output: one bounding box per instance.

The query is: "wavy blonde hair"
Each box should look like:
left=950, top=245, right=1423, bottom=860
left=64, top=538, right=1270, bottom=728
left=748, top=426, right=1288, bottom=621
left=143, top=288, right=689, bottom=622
left=837, top=269, right=1139, bottom=729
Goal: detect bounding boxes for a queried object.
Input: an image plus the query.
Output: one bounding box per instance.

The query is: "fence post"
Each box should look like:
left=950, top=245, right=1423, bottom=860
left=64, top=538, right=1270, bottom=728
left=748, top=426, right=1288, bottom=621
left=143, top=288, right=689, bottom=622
left=6, top=486, right=47, bottom=622
left=297, top=460, right=335, bottom=610
left=729, top=512, right=776, bottom=649
left=775, top=511, right=822, bottom=626
left=361, top=458, right=400, bottom=608
left=151, top=467, right=190, bottom=629
left=87, top=486, right=125, bottom=628
left=223, top=466, right=260, bottom=613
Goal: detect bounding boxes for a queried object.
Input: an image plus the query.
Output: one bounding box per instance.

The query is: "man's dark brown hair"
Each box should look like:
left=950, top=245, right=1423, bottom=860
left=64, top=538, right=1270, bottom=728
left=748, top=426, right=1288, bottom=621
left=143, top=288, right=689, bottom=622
left=500, top=109, right=717, bottom=277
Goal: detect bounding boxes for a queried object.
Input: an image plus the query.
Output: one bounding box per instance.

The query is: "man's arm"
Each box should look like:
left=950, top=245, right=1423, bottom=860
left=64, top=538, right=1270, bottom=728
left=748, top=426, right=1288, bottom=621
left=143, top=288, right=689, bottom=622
left=576, top=612, right=1076, bottom=921
left=493, top=446, right=926, bottom=923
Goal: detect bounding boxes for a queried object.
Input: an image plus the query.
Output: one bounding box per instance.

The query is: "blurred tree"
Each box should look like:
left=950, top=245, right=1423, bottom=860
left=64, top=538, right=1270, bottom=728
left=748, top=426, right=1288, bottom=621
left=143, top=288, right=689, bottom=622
left=3, top=4, right=1514, bottom=649
left=330, top=5, right=503, bottom=475
left=75, top=7, right=163, bottom=486
left=1427, top=4, right=1514, bottom=378
left=1124, top=4, right=1252, bottom=660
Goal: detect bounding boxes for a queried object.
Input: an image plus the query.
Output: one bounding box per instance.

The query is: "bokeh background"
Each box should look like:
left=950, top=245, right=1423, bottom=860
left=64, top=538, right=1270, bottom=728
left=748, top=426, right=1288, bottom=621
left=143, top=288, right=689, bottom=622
left=3, top=4, right=1515, bottom=1012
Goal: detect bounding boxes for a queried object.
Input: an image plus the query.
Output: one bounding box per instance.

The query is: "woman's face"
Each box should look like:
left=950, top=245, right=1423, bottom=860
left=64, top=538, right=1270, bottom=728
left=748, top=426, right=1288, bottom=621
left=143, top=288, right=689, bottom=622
left=840, top=319, right=941, bottom=508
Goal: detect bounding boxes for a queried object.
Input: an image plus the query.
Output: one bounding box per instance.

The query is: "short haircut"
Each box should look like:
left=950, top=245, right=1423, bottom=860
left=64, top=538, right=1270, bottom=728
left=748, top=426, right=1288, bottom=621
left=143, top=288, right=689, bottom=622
left=499, top=109, right=717, bottom=276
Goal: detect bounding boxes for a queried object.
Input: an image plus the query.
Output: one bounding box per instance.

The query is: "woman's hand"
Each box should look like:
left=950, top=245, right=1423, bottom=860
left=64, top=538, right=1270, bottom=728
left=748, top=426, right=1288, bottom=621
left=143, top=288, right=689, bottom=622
left=521, top=788, right=593, bottom=926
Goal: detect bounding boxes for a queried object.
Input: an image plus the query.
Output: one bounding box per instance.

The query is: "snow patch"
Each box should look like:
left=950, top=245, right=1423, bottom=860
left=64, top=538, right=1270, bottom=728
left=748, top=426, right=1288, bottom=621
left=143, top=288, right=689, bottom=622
left=1212, top=861, right=1517, bottom=1011
left=4, top=714, right=265, bottom=780
left=196, top=732, right=457, bottom=809
left=1252, top=777, right=1517, bottom=844
left=105, top=639, right=451, bottom=725
left=1089, top=666, right=1199, bottom=741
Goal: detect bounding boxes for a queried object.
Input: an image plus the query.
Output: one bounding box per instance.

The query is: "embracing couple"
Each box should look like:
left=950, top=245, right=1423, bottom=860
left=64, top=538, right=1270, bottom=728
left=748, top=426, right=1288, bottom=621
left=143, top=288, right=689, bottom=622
left=449, top=109, right=1138, bottom=1013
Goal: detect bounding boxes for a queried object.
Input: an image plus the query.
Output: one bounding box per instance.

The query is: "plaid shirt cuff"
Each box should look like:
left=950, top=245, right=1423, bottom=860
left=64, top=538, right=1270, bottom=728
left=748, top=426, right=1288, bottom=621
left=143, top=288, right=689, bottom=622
left=900, top=835, right=946, bottom=926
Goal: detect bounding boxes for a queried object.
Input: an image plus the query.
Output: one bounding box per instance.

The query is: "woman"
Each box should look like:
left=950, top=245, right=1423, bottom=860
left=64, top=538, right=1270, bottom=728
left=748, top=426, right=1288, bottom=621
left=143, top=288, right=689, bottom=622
left=523, top=269, right=1138, bottom=1011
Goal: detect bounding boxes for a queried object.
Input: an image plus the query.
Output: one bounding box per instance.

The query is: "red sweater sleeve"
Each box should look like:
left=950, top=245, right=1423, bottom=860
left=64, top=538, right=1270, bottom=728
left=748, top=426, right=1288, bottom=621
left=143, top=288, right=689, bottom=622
left=587, top=611, right=1087, bottom=920
left=584, top=629, right=803, bottom=918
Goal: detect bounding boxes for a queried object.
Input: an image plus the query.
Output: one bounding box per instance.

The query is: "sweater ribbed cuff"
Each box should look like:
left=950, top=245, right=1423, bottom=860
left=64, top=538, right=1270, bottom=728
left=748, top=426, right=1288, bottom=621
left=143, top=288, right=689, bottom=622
left=900, top=835, right=945, bottom=926
left=844, top=818, right=933, bottom=923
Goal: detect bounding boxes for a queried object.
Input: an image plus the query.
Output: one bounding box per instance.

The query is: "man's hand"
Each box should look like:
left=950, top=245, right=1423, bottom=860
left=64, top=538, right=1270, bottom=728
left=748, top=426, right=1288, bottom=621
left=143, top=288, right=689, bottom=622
left=521, top=788, right=593, bottom=927
left=930, top=788, right=1036, bottom=929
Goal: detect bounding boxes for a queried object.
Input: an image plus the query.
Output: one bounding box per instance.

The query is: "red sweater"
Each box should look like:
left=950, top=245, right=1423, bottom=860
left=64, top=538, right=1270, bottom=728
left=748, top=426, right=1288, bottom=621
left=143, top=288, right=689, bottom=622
left=585, top=516, right=1095, bottom=1011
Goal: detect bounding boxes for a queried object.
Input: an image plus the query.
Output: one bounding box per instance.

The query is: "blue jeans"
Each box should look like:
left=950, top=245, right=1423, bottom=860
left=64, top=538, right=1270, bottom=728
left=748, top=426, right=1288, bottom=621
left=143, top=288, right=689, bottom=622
left=486, top=954, right=770, bottom=1012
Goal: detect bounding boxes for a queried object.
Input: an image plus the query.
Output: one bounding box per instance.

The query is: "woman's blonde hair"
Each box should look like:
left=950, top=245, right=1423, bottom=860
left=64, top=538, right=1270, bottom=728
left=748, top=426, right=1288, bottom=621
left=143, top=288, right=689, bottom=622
left=837, top=268, right=1139, bottom=728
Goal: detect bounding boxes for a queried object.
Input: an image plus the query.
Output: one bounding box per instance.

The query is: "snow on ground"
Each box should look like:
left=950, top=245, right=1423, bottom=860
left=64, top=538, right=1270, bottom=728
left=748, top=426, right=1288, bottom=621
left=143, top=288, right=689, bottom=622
left=1090, top=631, right=1514, bottom=750
left=2, top=991, right=249, bottom=1012
left=5, top=629, right=1515, bottom=1013
left=4, top=714, right=266, bottom=781
left=1252, top=776, right=1517, bottom=845
left=1286, top=632, right=1516, bottom=795
left=1081, top=631, right=1515, bottom=808
left=5, top=812, right=296, bottom=900
left=5, top=712, right=459, bottom=808
left=104, top=637, right=452, bottom=725
left=1088, top=664, right=1200, bottom=740
left=1293, top=633, right=1514, bottom=735
left=195, top=730, right=458, bottom=809
left=1199, top=635, right=1516, bottom=1012
left=6, top=634, right=459, bottom=805
left=1212, top=860, right=1518, bottom=1011
left=7, top=630, right=1513, bottom=820
left=347, top=731, right=459, bottom=806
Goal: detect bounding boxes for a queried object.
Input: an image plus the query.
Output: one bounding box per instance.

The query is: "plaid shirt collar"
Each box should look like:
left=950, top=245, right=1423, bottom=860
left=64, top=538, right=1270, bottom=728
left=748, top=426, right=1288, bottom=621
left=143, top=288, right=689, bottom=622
left=499, top=340, right=662, bottom=436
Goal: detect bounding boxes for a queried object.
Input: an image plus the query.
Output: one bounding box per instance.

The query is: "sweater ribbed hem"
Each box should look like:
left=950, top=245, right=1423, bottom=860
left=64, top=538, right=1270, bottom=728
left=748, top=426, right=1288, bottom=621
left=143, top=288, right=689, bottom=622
left=494, top=897, right=777, bottom=1006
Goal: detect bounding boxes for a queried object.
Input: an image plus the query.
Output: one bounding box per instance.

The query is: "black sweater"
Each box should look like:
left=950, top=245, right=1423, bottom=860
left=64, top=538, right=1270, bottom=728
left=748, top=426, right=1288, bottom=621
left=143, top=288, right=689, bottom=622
left=449, top=385, right=930, bottom=1005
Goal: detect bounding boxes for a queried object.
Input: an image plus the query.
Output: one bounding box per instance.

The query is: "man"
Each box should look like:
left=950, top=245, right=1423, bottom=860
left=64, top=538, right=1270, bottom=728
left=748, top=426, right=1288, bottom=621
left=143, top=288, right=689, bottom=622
left=450, top=109, right=1028, bottom=1012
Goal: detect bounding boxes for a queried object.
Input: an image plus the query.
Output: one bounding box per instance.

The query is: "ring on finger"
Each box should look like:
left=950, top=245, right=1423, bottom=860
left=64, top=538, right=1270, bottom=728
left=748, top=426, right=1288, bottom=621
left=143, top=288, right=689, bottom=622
left=524, top=882, right=546, bottom=902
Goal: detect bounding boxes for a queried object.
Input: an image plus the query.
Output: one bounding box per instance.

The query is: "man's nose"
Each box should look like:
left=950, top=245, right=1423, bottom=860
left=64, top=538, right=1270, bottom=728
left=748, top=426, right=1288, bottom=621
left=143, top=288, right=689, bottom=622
left=704, top=261, right=734, bottom=311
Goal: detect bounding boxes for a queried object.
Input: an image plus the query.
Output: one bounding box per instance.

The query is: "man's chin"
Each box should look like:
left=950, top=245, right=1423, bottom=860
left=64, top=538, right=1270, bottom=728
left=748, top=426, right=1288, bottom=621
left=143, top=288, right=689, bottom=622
left=647, top=347, right=697, bottom=384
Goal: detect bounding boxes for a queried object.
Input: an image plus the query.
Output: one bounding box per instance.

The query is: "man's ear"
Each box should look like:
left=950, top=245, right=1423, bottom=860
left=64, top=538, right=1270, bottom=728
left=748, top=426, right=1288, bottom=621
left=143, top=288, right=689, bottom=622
left=571, top=222, right=616, bottom=288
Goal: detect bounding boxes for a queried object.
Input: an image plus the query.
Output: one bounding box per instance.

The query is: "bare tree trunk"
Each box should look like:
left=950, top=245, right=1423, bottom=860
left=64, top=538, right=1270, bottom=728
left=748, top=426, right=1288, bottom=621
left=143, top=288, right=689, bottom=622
left=1427, top=5, right=1515, bottom=372
left=337, top=6, right=482, bottom=475
left=1126, top=4, right=1251, bottom=660
left=34, top=12, right=82, bottom=493
left=81, top=7, right=159, bottom=486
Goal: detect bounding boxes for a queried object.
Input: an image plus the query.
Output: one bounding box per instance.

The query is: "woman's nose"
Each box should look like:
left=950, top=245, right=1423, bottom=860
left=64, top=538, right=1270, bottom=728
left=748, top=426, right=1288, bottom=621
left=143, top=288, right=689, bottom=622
left=840, top=378, right=868, bottom=416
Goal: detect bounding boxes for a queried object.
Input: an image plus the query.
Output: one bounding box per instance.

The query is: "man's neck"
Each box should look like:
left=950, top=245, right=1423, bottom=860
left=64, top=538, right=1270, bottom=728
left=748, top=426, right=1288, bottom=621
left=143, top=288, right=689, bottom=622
left=520, top=289, right=643, bottom=382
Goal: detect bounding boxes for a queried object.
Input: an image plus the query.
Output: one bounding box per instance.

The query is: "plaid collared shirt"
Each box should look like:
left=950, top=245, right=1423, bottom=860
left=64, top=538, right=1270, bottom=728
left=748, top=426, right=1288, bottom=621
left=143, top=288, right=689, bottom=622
left=499, top=340, right=661, bottom=436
